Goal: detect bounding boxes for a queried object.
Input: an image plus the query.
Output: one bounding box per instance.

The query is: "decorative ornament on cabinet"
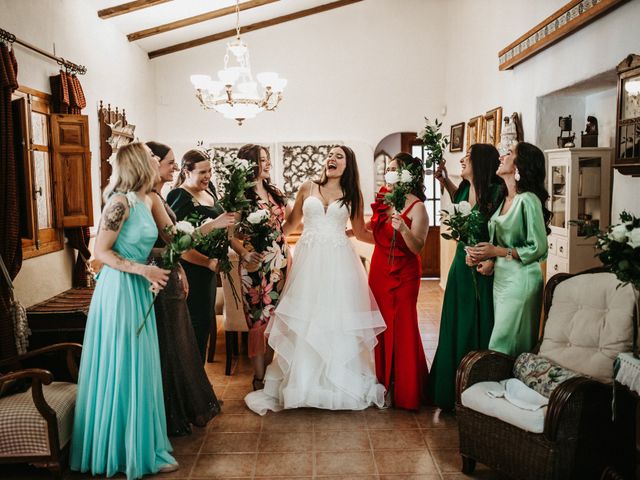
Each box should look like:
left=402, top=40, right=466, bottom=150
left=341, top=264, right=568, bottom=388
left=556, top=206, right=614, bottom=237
left=98, top=101, right=136, bottom=198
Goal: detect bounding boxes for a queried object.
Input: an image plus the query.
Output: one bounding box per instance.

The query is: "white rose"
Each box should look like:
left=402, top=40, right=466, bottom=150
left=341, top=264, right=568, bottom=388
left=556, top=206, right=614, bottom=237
left=457, top=201, right=472, bottom=216
left=175, top=220, right=195, bottom=235
left=384, top=171, right=399, bottom=185
left=628, top=227, right=640, bottom=248
left=608, top=224, right=629, bottom=243
left=235, top=158, right=251, bottom=170
left=400, top=170, right=413, bottom=183
left=247, top=210, right=269, bottom=224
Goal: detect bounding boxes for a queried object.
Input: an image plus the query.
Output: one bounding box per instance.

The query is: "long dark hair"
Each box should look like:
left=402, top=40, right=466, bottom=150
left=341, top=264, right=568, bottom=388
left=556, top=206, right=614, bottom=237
left=315, top=145, right=362, bottom=220
left=514, top=142, right=552, bottom=234
left=459, top=143, right=504, bottom=219
left=237, top=144, right=286, bottom=207
left=173, top=149, right=209, bottom=188
left=145, top=141, right=171, bottom=161
left=393, top=152, right=426, bottom=202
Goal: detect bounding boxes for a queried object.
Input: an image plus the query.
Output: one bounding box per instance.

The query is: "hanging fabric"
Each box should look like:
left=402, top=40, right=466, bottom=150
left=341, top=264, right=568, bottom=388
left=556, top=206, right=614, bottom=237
left=0, top=41, right=21, bottom=360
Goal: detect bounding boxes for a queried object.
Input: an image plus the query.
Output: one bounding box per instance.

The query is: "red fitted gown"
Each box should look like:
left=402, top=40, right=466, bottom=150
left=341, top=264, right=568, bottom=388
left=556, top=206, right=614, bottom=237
left=369, top=189, right=429, bottom=410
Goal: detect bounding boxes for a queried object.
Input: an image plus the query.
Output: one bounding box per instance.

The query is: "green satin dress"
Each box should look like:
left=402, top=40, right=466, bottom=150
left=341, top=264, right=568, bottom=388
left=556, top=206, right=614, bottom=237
left=488, top=192, right=548, bottom=356
left=428, top=183, right=497, bottom=411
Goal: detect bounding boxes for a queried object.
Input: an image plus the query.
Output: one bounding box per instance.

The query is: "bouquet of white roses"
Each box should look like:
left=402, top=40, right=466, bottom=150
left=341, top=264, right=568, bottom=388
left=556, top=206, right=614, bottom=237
left=441, top=201, right=484, bottom=298
left=418, top=117, right=449, bottom=168
left=138, top=219, right=203, bottom=336
left=241, top=209, right=278, bottom=254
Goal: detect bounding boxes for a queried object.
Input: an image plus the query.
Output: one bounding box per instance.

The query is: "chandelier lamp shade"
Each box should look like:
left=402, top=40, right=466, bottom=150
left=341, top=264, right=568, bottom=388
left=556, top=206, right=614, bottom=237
left=190, top=1, right=287, bottom=125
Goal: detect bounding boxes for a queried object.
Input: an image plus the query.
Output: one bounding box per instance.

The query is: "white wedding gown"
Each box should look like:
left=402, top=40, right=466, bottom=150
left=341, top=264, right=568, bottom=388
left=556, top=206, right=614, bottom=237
left=244, top=195, right=387, bottom=415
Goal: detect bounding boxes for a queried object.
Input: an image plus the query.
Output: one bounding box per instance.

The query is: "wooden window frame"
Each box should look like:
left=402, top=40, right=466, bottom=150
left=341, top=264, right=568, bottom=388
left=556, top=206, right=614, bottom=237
left=13, top=87, right=64, bottom=259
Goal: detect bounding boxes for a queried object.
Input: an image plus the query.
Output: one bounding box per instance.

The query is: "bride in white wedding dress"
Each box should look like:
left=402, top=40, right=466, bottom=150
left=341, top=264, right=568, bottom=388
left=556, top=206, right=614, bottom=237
left=244, top=146, right=387, bottom=415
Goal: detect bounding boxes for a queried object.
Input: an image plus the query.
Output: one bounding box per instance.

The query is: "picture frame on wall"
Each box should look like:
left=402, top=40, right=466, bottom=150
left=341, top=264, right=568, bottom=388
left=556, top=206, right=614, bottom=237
left=482, top=107, right=503, bottom=146
left=449, top=122, right=465, bottom=152
left=467, top=116, right=482, bottom=148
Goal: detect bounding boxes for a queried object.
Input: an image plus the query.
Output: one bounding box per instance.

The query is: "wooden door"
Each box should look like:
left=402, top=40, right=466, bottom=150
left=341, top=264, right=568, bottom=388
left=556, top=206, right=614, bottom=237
left=421, top=225, right=440, bottom=277
left=51, top=114, right=93, bottom=227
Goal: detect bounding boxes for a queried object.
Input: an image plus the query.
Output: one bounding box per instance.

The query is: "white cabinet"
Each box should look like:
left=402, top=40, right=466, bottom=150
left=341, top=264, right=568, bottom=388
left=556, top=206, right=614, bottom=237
left=545, top=148, right=612, bottom=278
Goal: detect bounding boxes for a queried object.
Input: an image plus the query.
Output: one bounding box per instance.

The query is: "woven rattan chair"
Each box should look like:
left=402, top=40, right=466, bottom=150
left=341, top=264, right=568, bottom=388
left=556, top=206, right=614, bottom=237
left=0, top=343, right=81, bottom=478
left=455, top=270, right=637, bottom=480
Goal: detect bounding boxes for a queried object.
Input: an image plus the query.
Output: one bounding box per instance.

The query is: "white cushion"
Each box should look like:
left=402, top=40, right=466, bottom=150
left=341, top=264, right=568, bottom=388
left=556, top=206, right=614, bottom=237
left=540, top=272, right=636, bottom=383
left=461, top=381, right=546, bottom=433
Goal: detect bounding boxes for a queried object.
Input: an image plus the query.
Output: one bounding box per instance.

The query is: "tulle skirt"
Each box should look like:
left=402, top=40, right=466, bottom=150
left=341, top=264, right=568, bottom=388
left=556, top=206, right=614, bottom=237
left=245, top=234, right=386, bottom=415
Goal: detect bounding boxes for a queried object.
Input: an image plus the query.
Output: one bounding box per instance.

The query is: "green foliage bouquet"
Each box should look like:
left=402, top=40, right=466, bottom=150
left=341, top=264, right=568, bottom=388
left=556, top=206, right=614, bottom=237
left=441, top=201, right=484, bottom=298
left=138, top=219, right=203, bottom=336
left=418, top=117, right=449, bottom=168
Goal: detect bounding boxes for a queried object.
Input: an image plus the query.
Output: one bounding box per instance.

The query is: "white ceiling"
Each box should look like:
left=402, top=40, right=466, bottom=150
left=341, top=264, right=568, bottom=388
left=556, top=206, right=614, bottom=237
left=90, top=0, right=354, bottom=56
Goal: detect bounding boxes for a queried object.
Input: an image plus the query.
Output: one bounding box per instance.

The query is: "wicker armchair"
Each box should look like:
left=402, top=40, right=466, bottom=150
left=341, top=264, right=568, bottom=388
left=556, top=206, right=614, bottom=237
left=455, top=270, right=637, bottom=480
left=0, top=343, right=82, bottom=478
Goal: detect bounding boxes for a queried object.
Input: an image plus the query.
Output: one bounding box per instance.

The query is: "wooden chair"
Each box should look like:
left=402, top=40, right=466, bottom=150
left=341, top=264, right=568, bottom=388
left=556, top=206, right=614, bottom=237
left=455, top=270, right=637, bottom=480
left=0, top=343, right=82, bottom=478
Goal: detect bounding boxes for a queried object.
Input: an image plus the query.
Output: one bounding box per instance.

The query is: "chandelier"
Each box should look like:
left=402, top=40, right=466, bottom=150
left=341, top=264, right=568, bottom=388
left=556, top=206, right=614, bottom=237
left=190, top=0, right=287, bottom=125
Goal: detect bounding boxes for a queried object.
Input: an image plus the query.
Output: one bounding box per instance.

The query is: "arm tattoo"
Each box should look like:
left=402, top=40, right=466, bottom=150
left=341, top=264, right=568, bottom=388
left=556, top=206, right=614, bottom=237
left=113, top=252, right=135, bottom=269
left=102, top=201, right=126, bottom=231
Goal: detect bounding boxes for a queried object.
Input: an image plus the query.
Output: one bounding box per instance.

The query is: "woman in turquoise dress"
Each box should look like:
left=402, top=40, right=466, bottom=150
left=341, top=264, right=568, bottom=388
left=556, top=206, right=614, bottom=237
left=468, top=142, right=550, bottom=357
left=427, top=144, right=503, bottom=411
left=70, top=142, right=178, bottom=479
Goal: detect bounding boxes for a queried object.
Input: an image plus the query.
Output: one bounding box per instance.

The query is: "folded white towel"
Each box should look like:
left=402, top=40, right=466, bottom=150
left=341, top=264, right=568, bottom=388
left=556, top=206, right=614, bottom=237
left=486, top=378, right=548, bottom=411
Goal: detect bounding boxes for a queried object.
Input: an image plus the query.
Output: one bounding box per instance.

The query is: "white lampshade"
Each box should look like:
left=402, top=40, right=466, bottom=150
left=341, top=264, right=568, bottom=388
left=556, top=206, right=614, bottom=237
left=206, top=80, right=224, bottom=95
left=256, top=71, right=279, bottom=87
left=228, top=40, right=248, bottom=59
left=190, top=74, right=211, bottom=89
left=218, top=68, right=239, bottom=85
left=237, top=81, right=260, bottom=98
left=271, top=78, right=287, bottom=92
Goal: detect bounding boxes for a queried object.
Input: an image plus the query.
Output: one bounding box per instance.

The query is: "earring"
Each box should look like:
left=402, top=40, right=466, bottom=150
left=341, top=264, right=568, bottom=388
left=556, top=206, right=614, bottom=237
left=514, top=168, right=521, bottom=182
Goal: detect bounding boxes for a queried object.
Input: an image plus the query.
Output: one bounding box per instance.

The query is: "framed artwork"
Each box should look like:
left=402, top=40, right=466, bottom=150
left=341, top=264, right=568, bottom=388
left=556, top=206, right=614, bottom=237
left=467, top=116, right=483, bottom=148
left=482, top=107, right=503, bottom=146
left=449, top=122, right=465, bottom=152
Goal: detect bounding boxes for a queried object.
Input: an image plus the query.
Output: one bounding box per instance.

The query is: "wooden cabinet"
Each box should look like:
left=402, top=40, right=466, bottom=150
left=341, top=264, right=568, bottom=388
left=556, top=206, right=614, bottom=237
left=545, top=147, right=612, bottom=278
left=615, top=54, right=640, bottom=176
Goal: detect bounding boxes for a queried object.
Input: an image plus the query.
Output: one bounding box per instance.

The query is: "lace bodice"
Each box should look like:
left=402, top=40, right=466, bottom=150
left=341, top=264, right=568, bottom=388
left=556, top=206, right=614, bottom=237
left=298, top=196, right=350, bottom=247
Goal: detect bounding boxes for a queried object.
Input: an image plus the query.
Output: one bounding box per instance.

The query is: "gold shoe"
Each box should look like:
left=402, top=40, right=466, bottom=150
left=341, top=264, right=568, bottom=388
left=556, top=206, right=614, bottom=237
left=158, top=463, right=179, bottom=473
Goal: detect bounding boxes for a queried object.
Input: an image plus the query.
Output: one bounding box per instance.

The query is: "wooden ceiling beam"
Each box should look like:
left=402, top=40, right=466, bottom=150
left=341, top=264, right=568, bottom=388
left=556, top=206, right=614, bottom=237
left=98, top=0, right=172, bottom=20
left=148, top=0, right=363, bottom=59
left=127, top=0, right=279, bottom=42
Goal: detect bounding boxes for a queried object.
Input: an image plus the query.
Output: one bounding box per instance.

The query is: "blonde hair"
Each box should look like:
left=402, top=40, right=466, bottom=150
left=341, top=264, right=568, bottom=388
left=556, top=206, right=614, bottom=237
left=103, top=142, right=158, bottom=202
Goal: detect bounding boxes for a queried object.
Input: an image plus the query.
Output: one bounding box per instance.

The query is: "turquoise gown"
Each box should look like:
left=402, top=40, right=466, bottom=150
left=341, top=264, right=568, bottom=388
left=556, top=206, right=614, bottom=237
left=70, top=194, right=175, bottom=479
left=488, top=192, right=548, bottom=357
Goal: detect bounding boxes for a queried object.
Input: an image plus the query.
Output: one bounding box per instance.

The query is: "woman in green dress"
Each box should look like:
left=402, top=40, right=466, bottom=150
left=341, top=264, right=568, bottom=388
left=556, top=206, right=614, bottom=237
left=428, top=143, right=503, bottom=411
left=468, top=142, right=550, bottom=357
left=167, top=150, right=236, bottom=363
left=71, top=143, right=178, bottom=478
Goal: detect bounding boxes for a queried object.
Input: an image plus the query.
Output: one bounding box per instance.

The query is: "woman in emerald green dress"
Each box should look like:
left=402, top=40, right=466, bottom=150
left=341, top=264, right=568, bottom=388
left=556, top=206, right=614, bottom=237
left=428, top=143, right=503, bottom=411
left=468, top=142, right=550, bottom=357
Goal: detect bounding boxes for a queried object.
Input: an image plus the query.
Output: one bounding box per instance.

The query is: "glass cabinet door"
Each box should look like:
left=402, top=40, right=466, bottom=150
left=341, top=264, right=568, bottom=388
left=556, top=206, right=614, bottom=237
left=550, top=164, right=567, bottom=233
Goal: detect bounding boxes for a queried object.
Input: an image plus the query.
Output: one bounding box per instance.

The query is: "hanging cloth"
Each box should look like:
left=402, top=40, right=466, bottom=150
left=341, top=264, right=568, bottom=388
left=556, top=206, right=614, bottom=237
left=0, top=42, right=22, bottom=360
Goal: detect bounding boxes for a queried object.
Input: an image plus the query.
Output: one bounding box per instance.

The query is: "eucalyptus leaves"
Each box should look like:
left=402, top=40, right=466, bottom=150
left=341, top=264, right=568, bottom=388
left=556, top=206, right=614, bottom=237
left=418, top=117, right=449, bottom=168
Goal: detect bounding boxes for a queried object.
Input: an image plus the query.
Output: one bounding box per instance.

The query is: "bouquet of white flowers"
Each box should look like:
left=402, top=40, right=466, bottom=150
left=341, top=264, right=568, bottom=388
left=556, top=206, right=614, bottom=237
left=383, top=166, right=421, bottom=264
left=241, top=209, right=278, bottom=254
left=138, top=219, right=203, bottom=335
left=441, top=201, right=484, bottom=298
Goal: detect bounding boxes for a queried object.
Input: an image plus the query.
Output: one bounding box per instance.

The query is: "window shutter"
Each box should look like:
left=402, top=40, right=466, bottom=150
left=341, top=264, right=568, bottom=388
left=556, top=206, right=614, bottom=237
left=51, top=114, right=93, bottom=227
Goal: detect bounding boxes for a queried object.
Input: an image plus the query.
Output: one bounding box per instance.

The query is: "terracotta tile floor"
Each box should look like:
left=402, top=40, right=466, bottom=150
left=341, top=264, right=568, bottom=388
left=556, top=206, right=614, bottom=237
left=6, top=281, right=511, bottom=480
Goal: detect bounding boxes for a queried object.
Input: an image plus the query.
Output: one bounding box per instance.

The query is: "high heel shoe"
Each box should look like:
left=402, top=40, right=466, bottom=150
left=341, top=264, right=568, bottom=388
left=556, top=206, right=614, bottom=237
left=252, top=376, right=264, bottom=391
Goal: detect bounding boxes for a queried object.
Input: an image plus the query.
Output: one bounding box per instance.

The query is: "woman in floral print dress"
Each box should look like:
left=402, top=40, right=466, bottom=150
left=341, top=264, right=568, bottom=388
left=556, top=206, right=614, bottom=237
left=232, top=144, right=290, bottom=391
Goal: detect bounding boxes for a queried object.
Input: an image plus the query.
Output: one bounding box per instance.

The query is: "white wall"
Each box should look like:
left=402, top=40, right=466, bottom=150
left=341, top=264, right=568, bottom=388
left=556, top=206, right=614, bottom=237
left=438, top=0, right=640, bottom=286
left=2, top=0, right=157, bottom=306
left=153, top=0, right=448, bottom=205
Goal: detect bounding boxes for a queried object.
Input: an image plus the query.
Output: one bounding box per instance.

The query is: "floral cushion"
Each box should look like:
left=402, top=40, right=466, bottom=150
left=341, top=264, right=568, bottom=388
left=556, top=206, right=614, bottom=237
left=513, top=353, right=581, bottom=398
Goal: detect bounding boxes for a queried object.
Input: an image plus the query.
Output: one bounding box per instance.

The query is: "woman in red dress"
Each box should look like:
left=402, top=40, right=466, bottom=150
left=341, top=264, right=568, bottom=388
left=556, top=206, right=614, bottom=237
left=368, top=152, right=429, bottom=410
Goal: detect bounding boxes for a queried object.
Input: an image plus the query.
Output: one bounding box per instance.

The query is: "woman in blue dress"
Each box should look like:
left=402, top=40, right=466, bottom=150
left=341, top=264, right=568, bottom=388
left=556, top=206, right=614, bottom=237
left=70, top=142, right=178, bottom=478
